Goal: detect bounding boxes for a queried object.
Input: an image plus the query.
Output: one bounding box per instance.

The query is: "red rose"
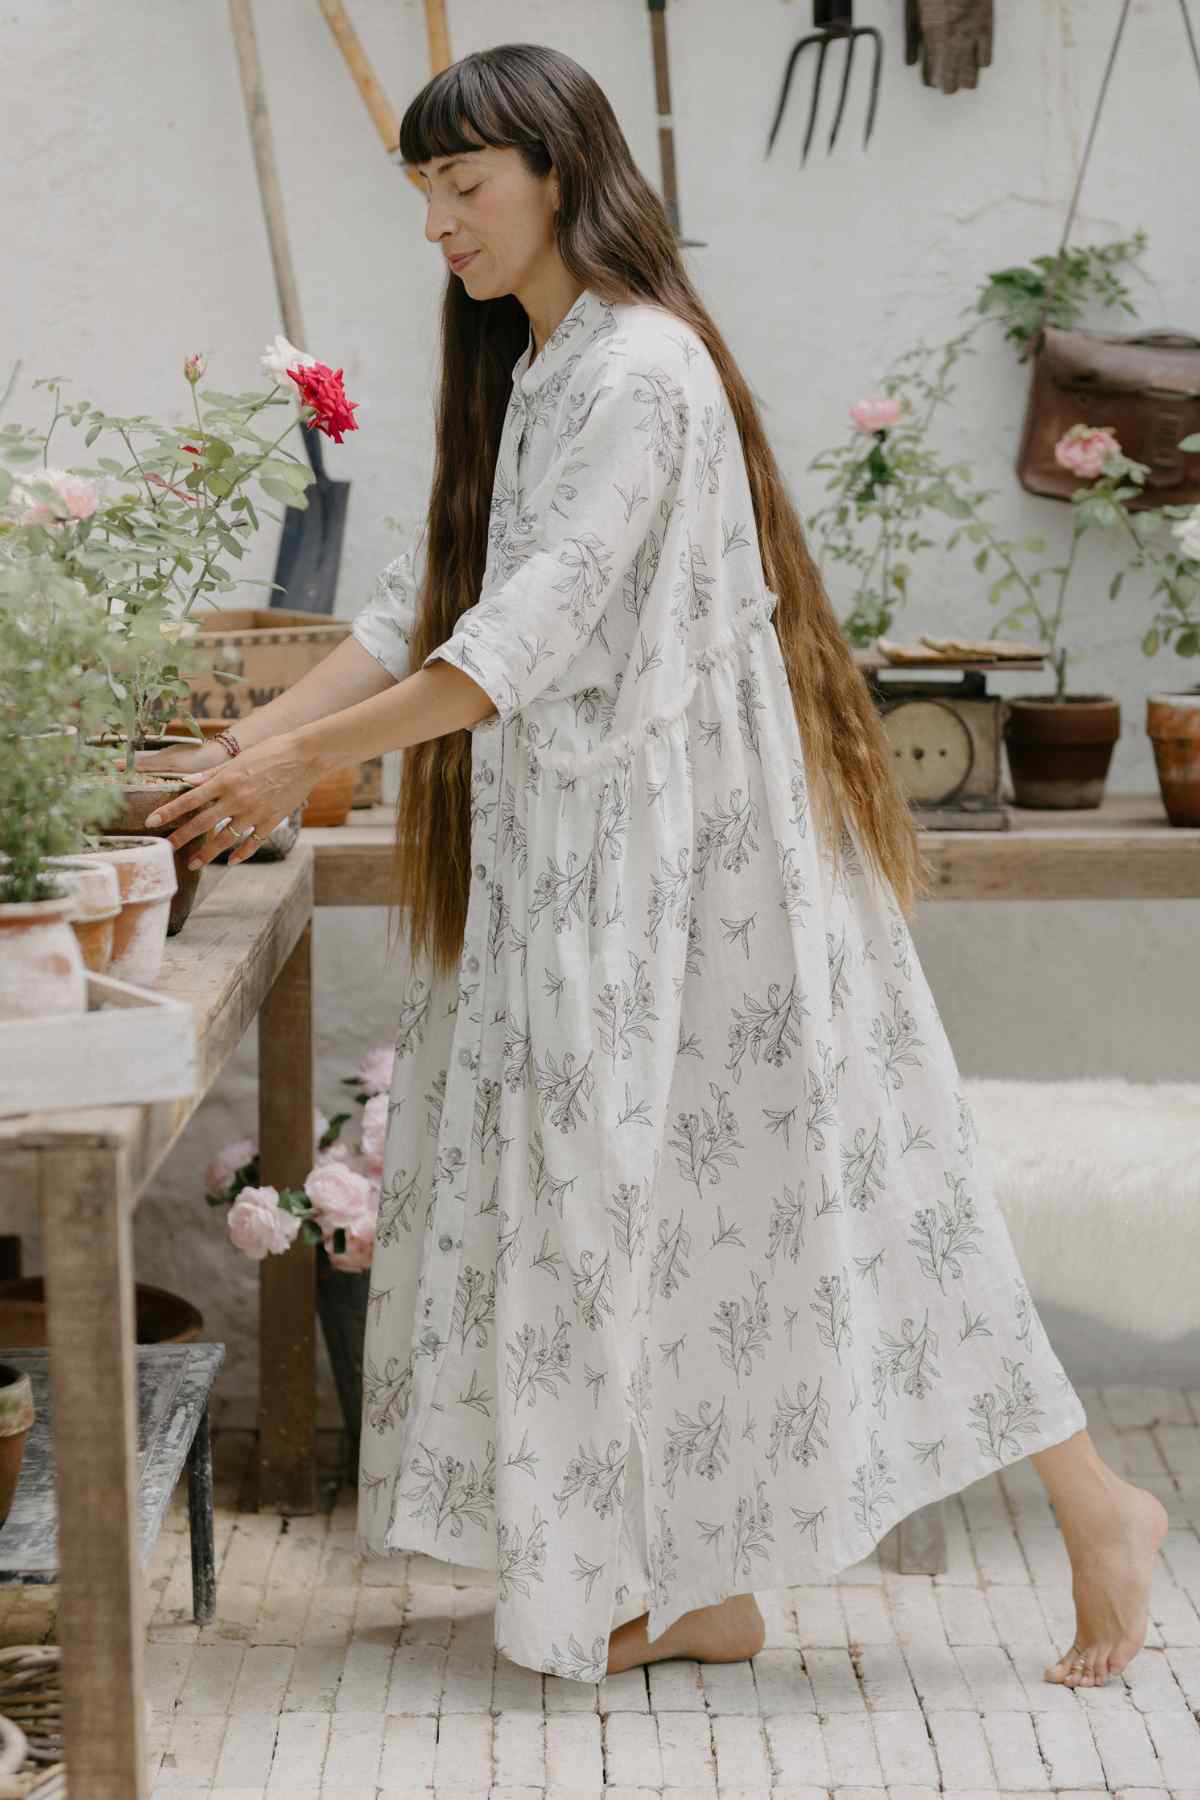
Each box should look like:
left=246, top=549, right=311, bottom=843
left=286, top=360, right=360, bottom=445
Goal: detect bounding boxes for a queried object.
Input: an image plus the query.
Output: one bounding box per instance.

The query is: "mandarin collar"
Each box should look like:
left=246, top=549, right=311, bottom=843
left=510, top=286, right=606, bottom=395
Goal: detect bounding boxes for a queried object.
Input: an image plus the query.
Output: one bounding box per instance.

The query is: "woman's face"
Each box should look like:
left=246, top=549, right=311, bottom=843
left=418, top=144, right=558, bottom=301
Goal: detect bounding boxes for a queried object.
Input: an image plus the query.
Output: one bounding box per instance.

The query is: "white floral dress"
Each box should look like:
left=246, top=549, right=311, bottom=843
left=350, top=286, right=1087, bottom=1683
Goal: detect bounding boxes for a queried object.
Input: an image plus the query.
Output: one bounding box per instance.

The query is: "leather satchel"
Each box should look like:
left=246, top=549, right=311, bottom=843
left=1016, top=326, right=1200, bottom=509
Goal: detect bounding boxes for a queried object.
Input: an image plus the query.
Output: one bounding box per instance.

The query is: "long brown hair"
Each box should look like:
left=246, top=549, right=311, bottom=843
left=391, top=43, right=933, bottom=976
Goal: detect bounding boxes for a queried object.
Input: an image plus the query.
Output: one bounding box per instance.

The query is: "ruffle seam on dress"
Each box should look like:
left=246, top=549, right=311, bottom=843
left=535, top=586, right=780, bottom=779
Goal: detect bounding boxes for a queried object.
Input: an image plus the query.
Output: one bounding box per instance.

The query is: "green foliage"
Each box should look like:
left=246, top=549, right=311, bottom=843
left=974, top=229, right=1148, bottom=352
left=0, top=562, right=121, bottom=903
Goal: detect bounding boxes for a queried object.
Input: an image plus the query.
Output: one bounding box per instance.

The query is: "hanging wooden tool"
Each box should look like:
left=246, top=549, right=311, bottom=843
left=229, top=0, right=351, bottom=613
left=647, top=1, right=706, bottom=247
left=318, top=0, right=451, bottom=187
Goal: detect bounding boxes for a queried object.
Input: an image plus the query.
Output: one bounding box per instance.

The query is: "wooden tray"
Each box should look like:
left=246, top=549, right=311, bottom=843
left=0, top=972, right=198, bottom=1119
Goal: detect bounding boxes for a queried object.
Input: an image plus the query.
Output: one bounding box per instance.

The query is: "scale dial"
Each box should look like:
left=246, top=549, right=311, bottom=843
left=882, top=698, right=975, bottom=804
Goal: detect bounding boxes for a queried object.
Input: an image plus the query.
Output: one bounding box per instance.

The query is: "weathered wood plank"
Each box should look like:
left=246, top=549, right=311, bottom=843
left=306, top=794, right=1200, bottom=907
left=0, top=1345, right=224, bottom=1581
left=255, top=921, right=317, bottom=1513
left=39, top=1141, right=146, bottom=1800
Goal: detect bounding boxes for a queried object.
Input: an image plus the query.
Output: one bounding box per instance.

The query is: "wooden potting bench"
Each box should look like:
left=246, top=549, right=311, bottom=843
left=0, top=791, right=1196, bottom=1797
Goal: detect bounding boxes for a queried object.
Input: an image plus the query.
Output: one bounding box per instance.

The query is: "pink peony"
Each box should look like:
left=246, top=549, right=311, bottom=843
left=226, top=1186, right=300, bottom=1260
left=11, top=467, right=101, bottom=524
left=850, top=394, right=901, bottom=435
left=359, top=1092, right=389, bottom=1172
left=357, top=1045, right=395, bottom=1096
left=327, top=1209, right=377, bottom=1272
left=313, top=1136, right=356, bottom=1170
left=303, top=1162, right=377, bottom=1235
left=1054, top=424, right=1121, bottom=482
left=206, top=1136, right=257, bottom=1199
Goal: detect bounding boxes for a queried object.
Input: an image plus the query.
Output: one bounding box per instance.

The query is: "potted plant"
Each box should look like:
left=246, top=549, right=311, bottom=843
left=205, top=1043, right=393, bottom=1474
left=2, top=335, right=360, bottom=929
left=0, top=551, right=121, bottom=1019
left=0, top=1364, right=34, bottom=1528
left=1141, top=489, right=1200, bottom=824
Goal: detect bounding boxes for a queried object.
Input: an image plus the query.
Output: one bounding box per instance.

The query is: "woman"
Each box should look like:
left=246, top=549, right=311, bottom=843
left=142, top=44, right=1167, bottom=1688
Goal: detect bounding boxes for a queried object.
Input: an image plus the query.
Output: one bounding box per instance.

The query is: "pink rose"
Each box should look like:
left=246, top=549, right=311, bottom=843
left=359, top=1091, right=389, bottom=1172
left=357, top=1045, right=395, bottom=1096
left=11, top=467, right=101, bottom=524
left=206, top=1136, right=257, bottom=1199
left=313, top=1136, right=355, bottom=1169
left=850, top=394, right=901, bottom=434
left=327, top=1210, right=376, bottom=1272
left=226, top=1186, right=300, bottom=1260
left=1054, top=424, right=1120, bottom=482
left=303, top=1162, right=377, bottom=1234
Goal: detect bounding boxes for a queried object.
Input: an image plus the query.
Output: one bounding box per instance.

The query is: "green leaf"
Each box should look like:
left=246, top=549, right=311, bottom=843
left=259, top=476, right=301, bottom=505
left=1178, top=629, right=1200, bottom=656
left=1109, top=571, right=1124, bottom=601
left=1141, top=627, right=1161, bottom=655
left=973, top=548, right=989, bottom=571
left=1178, top=433, right=1200, bottom=453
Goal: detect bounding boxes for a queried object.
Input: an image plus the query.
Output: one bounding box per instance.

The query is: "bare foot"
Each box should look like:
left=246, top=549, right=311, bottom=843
left=606, top=1592, right=765, bottom=1676
left=1044, top=1477, right=1169, bottom=1688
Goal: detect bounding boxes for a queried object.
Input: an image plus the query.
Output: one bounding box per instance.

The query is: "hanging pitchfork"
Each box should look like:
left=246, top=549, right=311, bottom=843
left=766, top=1, right=883, bottom=165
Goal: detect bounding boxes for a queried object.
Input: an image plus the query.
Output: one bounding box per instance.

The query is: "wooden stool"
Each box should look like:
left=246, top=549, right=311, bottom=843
left=0, top=1344, right=224, bottom=1625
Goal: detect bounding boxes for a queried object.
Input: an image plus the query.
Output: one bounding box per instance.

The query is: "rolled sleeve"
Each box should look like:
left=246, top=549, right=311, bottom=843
left=351, top=529, right=425, bottom=682
left=421, top=361, right=689, bottom=723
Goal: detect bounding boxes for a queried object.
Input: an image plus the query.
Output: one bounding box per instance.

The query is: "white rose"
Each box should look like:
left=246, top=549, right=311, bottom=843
left=261, top=334, right=316, bottom=385
left=1171, top=507, right=1200, bottom=563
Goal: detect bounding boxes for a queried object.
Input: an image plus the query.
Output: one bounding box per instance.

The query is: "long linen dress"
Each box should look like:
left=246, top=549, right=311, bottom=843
left=350, top=285, right=1088, bottom=1683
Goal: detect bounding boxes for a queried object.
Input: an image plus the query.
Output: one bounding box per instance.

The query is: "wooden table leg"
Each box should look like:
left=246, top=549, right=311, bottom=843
left=41, top=1142, right=147, bottom=1800
left=255, top=919, right=317, bottom=1512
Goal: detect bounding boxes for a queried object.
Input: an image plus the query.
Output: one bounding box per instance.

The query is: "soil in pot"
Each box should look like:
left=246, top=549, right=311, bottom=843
left=43, top=856, right=121, bottom=975
left=0, top=1364, right=34, bottom=1529
left=87, top=835, right=177, bottom=988
left=1146, top=692, right=1200, bottom=826
left=0, top=1278, right=202, bottom=1346
left=1003, top=694, right=1121, bottom=809
left=0, top=891, right=86, bottom=1022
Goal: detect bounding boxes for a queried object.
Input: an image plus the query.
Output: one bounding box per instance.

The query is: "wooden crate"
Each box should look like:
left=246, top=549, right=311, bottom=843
left=0, top=972, right=197, bottom=1119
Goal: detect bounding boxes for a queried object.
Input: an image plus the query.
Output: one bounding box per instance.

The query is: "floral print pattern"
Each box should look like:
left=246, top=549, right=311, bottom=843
left=350, top=287, right=1087, bottom=1684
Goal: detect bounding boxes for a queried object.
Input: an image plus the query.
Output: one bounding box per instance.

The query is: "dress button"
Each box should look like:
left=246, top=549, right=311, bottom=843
left=438, top=1233, right=454, bottom=1251
left=421, top=1326, right=440, bottom=1347
left=458, top=1048, right=473, bottom=1068
left=482, top=767, right=494, bottom=784
left=465, top=954, right=480, bottom=973
left=473, top=861, right=487, bottom=881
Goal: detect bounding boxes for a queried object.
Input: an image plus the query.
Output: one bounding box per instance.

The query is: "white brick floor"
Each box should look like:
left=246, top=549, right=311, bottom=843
left=3, top=1383, right=1199, bottom=1798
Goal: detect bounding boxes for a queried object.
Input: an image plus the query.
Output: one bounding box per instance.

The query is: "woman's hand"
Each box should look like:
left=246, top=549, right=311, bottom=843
left=129, top=740, right=228, bottom=777
left=142, top=732, right=325, bottom=869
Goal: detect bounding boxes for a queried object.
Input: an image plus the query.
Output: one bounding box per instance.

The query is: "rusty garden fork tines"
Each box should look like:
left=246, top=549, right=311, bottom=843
left=766, top=0, right=883, bottom=165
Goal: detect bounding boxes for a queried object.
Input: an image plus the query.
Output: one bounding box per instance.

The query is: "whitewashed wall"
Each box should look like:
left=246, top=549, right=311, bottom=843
left=4, top=0, right=1194, bottom=1402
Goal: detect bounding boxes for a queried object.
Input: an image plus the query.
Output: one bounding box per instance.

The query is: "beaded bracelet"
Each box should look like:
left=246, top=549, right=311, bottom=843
left=214, top=727, right=241, bottom=759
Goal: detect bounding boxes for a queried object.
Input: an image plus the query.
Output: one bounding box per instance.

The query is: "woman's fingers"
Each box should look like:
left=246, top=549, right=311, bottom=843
left=186, top=819, right=252, bottom=872
left=163, top=801, right=244, bottom=853
left=144, top=770, right=226, bottom=831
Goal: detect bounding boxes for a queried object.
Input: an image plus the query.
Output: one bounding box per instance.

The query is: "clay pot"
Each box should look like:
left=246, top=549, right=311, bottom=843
left=0, top=891, right=87, bottom=1022
left=0, top=1278, right=202, bottom=1347
left=0, top=1364, right=34, bottom=1530
left=44, top=856, right=121, bottom=975
left=300, top=764, right=356, bottom=829
left=1146, top=691, right=1200, bottom=826
left=1003, top=694, right=1121, bottom=809
left=88, top=836, right=177, bottom=988
left=104, top=773, right=204, bottom=935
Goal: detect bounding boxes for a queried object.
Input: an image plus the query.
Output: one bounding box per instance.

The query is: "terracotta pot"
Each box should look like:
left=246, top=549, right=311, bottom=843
left=104, top=773, right=204, bottom=935
left=300, top=764, right=356, bottom=829
left=88, top=835, right=177, bottom=988
left=0, top=1364, right=34, bottom=1530
left=44, top=856, right=121, bottom=975
left=1003, top=694, right=1121, bottom=809
left=1146, top=691, right=1200, bottom=826
left=0, top=1278, right=202, bottom=1347
left=0, top=891, right=86, bottom=1022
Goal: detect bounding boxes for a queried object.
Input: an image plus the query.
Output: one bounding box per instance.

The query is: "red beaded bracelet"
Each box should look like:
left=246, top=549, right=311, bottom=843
left=214, top=728, right=241, bottom=759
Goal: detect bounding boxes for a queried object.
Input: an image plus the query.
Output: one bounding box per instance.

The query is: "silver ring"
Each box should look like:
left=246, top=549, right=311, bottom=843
left=239, top=824, right=260, bottom=842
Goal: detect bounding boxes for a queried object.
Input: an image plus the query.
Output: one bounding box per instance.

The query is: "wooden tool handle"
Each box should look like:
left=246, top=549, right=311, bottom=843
left=227, top=0, right=306, bottom=345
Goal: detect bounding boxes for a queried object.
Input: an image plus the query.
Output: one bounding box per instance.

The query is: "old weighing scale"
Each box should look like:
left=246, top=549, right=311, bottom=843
left=852, top=636, right=1048, bottom=829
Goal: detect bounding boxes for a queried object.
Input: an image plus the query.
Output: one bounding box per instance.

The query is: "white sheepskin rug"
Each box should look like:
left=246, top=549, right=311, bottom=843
left=963, top=1077, right=1200, bottom=1344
